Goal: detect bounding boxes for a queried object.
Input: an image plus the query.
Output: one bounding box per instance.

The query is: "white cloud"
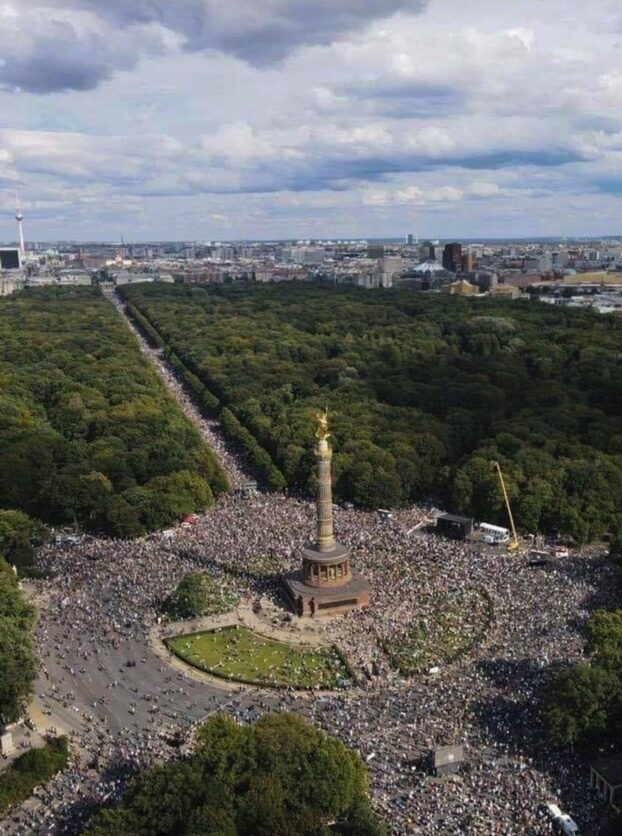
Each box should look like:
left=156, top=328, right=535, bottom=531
left=466, top=182, right=501, bottom=198
left=0, top=3, right=178, bottom=93
left=7, top=0, right=428, bottom=92
left=1, top=0, right=622, bottom=239
left=362, top=182, right=504, bottom=207
left=200, top=123, right=282, bottom=165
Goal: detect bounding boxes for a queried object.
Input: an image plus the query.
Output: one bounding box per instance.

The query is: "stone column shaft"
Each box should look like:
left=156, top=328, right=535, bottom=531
left=316, top=439, right=335, bottom=551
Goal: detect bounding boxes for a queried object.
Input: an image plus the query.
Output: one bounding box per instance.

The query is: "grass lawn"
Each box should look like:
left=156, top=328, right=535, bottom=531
left=165, top=625, right=352, bottom=689
left=382, top=588, right=493, bottom=677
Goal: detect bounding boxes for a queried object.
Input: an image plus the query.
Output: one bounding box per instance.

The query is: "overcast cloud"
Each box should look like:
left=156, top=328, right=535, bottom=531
left=1, top=0, right=621, bottom=240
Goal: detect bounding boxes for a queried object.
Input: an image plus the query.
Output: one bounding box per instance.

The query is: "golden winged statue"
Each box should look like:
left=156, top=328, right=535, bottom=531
left=314, top=408, right=330, bottom=440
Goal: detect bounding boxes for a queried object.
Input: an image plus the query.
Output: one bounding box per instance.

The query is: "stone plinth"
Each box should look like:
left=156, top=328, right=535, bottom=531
left=282, top=566, right=371, bottom=618
left=283, top=539, right=370, bottom=617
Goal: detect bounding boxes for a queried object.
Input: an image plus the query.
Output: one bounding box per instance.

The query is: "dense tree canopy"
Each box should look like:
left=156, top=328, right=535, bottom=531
left=0, top=558, right=37, bottom=723
left=162, top=571, right=234, bottom=619
left=87, top=713, right=386, bottom=836
left=0, top=287, right=228, bottom=538
left=0, top=510, right=47, bottom=574
left=543, top=607, right=622, bottom=752
left=123, top=282, right=622, bottom=540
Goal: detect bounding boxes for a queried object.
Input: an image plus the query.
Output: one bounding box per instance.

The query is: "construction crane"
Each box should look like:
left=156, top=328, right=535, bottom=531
left=490, top=460, right=520, bottom=551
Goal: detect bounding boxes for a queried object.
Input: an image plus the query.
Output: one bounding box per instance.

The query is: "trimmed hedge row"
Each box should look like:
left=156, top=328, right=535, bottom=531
left=164, top=349, right=221, bottom=416
left=123, top=295, right=286, bottom=491
left=120, top=297, right=229, bottom=496
left=0, top=736, right=69, bottom=816
left=124, top=300, right=165, bottom=349
left=219, top=407, right=286, bottom=490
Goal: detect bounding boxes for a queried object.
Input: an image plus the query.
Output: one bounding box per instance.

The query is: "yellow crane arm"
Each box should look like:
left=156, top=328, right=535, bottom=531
left=491, top=460, right=519, bottom=551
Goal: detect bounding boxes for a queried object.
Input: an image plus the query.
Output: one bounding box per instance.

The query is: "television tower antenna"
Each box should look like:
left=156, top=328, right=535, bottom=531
left=15, top=191, right=25, bottom=262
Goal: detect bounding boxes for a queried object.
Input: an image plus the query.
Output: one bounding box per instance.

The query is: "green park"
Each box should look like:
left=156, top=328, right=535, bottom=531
left=165, top=625, right=353, bottom=689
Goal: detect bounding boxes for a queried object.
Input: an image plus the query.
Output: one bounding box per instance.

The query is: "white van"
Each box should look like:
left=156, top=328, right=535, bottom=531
left=544, top=803, right=580, bottom=835
left=479, top=522, right=510, bottom=545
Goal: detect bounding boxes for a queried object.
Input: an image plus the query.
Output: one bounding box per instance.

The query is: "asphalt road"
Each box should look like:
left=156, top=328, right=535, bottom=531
left=2, top=592, right=255, bottom=836
left=36, top=626, right=217, bottom=736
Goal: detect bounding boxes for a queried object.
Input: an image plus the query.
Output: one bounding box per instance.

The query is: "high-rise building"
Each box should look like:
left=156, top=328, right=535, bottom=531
left=376, top=255, right=403, bottom=288
left=551, top=251, right=569, bottom=268
left=419, top=241, right=436, bottom=261
left=367, top=244, right=385, bottom=260
left=0, top=245, right=24, bottom=297
left=407, top=234, right=414, bottom=246
left=475, top=272, right=498, bottom=293
left=442, top=243, right=462, bottom=273
left=461, top=250, right=475, bottom=273
left=0, top=248, right=21, bottom=270
left=281, top=246, right=325, bottom=266
left=0, top=274, right=23, bottom=296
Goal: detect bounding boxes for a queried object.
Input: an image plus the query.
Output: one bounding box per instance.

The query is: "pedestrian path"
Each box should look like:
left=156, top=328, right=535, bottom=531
left=103, top=289, right=250, bottom=489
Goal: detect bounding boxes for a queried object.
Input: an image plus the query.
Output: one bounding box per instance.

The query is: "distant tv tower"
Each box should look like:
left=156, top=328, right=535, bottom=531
left=15, top=192, right=25, bottom=262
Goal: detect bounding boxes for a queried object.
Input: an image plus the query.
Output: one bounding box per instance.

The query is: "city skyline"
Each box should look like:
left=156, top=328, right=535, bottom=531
left=3, top=0, right=622, bottom=241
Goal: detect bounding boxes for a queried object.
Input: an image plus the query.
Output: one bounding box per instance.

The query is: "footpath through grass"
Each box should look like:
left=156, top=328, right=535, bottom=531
left=165, top=625, right=352, bottom=689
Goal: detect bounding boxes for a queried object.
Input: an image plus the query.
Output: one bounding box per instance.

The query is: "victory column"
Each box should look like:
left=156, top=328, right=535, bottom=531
left=282, top=410, right=371, bottom=617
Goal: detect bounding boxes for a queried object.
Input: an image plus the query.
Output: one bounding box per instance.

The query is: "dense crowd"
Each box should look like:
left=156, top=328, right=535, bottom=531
left=3, top=295, right=620, bottom=835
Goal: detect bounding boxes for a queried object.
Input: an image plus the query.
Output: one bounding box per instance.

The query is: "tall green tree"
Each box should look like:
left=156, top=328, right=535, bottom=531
left=88, top=713, right=386, bottom=836
left=543, top=663, right=618, bottom=749
left=0, top=558, right=37, bottom=723
left=121, top=281, right=622, bottom=541
left=0, top=510, right=47, bottom=572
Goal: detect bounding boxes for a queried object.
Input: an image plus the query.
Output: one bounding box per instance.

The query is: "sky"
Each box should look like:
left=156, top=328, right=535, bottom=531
left=2, top=0, right=622, bottom=241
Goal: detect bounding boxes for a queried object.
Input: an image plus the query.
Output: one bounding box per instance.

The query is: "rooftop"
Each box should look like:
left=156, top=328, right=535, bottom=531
left=433, top=745, right=465, bottom=767
left=412, top=259, right=447, bottom=274
left=438, top=513, right=473, bottom=525
left=590, top=754, right=622, bottom=786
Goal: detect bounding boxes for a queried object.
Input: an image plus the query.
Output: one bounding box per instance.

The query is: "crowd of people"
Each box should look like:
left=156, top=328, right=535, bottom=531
left=4, top=295, right=620, bottom=835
